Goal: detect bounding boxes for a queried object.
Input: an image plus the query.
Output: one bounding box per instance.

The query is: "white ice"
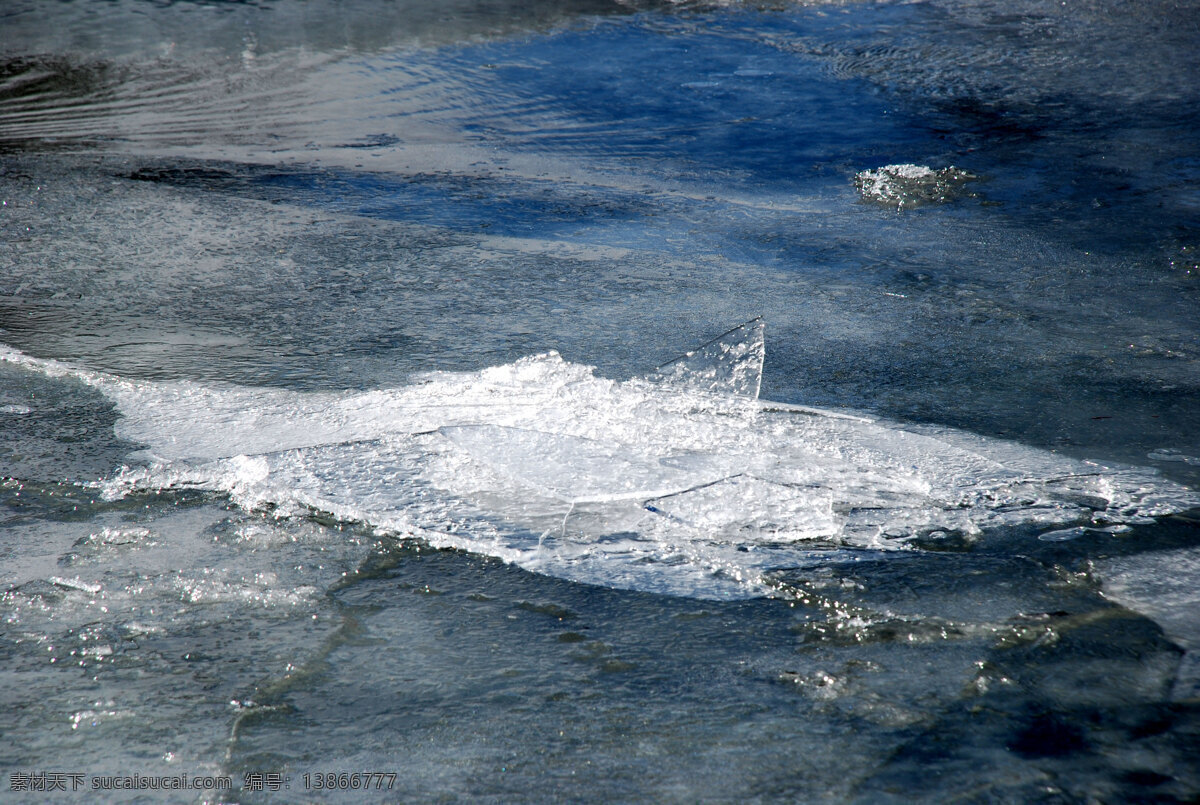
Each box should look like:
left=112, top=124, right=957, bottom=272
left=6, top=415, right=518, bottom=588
left=2, top=321, right=1197, bottom=599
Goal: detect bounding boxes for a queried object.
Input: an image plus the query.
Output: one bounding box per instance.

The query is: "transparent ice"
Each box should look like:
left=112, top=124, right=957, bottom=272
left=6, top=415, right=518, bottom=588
left=3, top=322, right=1195, bottom=600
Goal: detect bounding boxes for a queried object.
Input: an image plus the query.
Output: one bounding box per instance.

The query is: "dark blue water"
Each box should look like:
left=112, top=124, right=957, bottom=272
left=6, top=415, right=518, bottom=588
left=2, top=0, right=1200, bottom=801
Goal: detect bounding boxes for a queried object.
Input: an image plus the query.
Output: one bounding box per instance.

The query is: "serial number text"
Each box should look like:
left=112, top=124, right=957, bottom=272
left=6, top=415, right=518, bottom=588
left=304, top=773, right=397, bottom=791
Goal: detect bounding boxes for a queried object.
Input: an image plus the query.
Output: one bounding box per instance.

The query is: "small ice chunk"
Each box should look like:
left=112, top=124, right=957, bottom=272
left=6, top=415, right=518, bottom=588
left=854, top=164, right=977, bottom=209
left=1037, top=525, right=1090, bottom=542
left=49, top=576, right=103, bottom=594
left=228, top=454, right=270, bottom=483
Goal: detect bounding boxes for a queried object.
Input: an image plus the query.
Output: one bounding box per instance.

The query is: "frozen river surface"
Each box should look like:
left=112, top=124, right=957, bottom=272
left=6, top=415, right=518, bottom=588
left=2, top=0, right=1200, bottom=801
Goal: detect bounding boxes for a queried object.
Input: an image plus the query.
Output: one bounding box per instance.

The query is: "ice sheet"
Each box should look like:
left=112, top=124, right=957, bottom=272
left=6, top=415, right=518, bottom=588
left=3, top=324, right=1197, bottom=599
left=1095, top=546, right=1200, bottom=700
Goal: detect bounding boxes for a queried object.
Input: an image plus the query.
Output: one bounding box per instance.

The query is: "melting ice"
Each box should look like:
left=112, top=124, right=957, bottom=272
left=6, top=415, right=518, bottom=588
left=854, top=163, right=978, bottom=209
left=2, top=320, right=1196, bottom=599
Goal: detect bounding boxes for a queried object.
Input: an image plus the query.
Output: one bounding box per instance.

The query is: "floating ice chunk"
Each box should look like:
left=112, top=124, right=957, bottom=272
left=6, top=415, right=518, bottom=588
left=175, top=573, right=317, bottom=607
left=1148, top=449, right=1200, bottom=466
left=70, top=707, right=135, bottom=731
left=854, top=163, right=977, bottom=209
left=644, top=317, right=764, bottom=398
left=49, top=576, right=103, bottom=594
left=1037, top=525, right=1091, bottom=542
left=4, top=321, right=1199, bottom=601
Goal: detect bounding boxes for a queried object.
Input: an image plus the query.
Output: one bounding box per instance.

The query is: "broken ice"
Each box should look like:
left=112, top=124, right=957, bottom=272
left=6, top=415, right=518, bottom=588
left=2, top=320, right=1196, bottom=598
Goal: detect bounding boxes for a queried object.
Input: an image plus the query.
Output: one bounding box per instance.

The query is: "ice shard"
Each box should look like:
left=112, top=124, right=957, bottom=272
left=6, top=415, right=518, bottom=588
left=645, top=317, right=764, bottom=399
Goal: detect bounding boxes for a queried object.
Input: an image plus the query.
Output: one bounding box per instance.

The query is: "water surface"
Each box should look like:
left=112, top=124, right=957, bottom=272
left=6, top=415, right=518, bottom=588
left=2, top=0, right=1199, bottom=801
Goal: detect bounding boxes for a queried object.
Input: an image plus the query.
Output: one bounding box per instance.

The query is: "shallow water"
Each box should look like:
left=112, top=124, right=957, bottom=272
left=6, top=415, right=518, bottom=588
left=2, top=0, right=1200, bottom=801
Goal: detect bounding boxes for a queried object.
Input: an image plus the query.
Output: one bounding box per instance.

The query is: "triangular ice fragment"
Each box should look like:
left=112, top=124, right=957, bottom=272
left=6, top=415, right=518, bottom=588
left=645, top=317, right=764, bottom=399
